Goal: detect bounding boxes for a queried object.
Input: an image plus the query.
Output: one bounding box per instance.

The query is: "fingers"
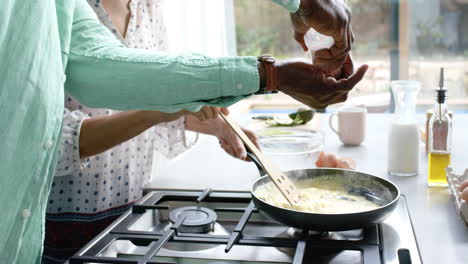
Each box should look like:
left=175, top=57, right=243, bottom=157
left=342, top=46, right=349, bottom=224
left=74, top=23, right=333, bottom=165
left=327, top=92, right=348, bottom=104
left=326, top=24, right=351, bottom=63
left=191, top=106, right=222, bottom=122
left=295, top=31, right=308, bottom=52
left=220, top=137, right=247, bottom=160
left=330, top=54, right=354, bottom=79
left=339, top=64, right=368, bottom=90
left=221, top=107, right=230, bottom=115
left=350, top=24, right=355, bottom=43
left=332, top=7, right=353, bottom=55
left=242, top=128, right=259, bottom=150
left=220, top=140, right=237, bottom=158
left=202, top=106, right=217, bottom=120
left=290, top=13, right=310, bottom=51
left=342, top=54, right=355, bottom=78
left=189, top=111, right=204, bottom=121
left=314, top=22, right=353, bottom=74
left=319, top=90, right=349, bottom=107
left=219, top=126, right=256, bottom=161
left=346, top=23, right=353, bottom=53
left=232, top=139, right=247, bottom=160
left=314, top=53, right=348, bottom=74
left=331, top=28, right=349, bottom=56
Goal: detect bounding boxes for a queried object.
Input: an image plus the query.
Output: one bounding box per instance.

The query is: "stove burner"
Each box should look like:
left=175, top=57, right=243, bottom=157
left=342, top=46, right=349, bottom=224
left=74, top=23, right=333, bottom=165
left=284, top=228, right=331, bottom=239
left=169, top=206, right=217, bottom=233
left=277, top=228, right=352, bottom=257
left=69, top=191, right=421, bottom=264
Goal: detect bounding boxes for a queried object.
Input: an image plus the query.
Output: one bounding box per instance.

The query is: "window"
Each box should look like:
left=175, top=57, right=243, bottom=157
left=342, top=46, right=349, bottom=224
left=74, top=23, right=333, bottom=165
left=233, top=0, right=468, bottom=112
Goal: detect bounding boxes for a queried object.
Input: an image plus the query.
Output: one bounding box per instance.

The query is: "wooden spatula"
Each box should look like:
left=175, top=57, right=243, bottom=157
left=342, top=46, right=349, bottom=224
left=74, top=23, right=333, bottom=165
left=220, top=113, right=300, bottom=206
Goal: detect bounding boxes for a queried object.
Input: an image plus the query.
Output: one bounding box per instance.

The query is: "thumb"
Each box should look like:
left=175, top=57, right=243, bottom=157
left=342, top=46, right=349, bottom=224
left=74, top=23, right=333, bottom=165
left=294, top=31, right=308, bottom=52
left=221, top=107, right=230, bottom=115
left=231, top=135, right=247, bottom=160
left=342, top=64, right=368, bottom=89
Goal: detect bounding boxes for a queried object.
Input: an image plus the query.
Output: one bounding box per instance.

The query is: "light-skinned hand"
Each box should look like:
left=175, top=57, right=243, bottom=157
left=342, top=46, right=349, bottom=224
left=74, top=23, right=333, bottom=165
left=189, top=107, right=229, bottom=122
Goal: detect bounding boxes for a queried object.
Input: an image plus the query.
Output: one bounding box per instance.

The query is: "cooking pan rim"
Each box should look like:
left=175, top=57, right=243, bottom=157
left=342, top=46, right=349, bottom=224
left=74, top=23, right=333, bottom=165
left=251, top=168, right=401, bottom=216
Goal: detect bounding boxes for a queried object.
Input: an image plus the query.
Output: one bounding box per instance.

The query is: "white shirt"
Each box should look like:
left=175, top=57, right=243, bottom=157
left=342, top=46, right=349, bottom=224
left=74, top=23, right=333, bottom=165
left=47, top=0, right=197, bottom=216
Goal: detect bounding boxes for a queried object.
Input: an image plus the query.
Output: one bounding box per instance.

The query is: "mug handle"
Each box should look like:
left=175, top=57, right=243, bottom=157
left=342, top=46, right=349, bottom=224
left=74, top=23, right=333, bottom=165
left=329, top=113, right=340, bottom=136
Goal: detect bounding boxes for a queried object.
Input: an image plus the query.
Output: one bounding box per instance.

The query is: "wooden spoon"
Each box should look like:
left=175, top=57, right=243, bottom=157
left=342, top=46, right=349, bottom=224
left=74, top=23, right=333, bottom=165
left=220, top=113, right=300, bottom=206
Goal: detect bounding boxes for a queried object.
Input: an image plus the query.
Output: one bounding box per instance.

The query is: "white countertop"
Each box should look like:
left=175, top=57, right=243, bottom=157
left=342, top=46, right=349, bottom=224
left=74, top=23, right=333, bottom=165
left=148, top=113, right=468, bottom=264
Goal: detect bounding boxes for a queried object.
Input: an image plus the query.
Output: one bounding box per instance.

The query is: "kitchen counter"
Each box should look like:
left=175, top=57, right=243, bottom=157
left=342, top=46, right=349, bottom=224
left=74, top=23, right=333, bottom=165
left=148, top=113, right=468, bottom=264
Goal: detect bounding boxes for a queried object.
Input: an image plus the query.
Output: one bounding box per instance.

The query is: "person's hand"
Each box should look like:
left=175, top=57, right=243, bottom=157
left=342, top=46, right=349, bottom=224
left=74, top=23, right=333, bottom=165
left=188, top=106, right=229, bottom=122
left=140, top=106, right=228, bottom=124
left=184, top=111, right=259, bottom=161
left=459, top=180, right=468, bottom=202
left=276, top=58, right=368, bottom=109
left=329, top=53, right=355, bottom=79
left=218, top=124, right=259, bottom=161
left=291, top=0, right=353, bottom=73
left=197, top=115, right=259, bottom=161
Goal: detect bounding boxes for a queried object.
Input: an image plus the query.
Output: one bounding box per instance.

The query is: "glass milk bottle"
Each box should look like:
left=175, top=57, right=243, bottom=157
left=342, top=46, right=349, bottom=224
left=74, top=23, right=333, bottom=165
left=388, top=81, right=421, bottom=176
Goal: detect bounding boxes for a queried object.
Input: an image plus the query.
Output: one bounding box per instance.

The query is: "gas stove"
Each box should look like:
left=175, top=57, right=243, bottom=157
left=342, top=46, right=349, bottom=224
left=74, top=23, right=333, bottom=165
left=68, top=189, right=421, bottom=264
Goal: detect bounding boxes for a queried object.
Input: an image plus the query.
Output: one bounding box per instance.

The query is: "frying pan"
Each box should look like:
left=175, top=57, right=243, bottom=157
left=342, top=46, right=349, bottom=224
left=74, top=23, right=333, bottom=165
left=247, top=153, right=400, bottom=231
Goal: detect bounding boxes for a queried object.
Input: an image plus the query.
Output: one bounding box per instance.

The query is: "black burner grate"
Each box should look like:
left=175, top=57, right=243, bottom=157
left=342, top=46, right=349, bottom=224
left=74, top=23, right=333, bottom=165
left=69, top=189, right=382, bottom=264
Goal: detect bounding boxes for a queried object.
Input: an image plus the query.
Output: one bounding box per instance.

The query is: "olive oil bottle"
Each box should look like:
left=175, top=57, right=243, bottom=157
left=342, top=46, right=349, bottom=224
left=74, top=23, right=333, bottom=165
left=428, top=68, right=452, bottom=187
left=428, top=153, right=451, bottom=186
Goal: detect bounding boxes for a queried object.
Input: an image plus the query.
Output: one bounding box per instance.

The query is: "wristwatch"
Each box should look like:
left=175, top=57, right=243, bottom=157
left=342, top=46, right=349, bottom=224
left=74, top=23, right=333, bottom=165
left=256, top=55, right=279, bottom=95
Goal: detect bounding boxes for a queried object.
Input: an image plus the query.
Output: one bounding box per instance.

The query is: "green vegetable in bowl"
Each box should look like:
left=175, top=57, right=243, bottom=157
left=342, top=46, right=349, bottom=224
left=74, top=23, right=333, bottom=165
left=265, top=109, right=315, bottom=127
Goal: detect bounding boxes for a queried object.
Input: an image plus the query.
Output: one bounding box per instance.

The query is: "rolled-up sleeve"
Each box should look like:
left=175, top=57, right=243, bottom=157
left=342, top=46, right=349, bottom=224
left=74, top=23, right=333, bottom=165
left=65, top=0, right=259, bottom=113
left=271, top=0, right=300, bottom=13
left=55, top=109, right=89, bottom=177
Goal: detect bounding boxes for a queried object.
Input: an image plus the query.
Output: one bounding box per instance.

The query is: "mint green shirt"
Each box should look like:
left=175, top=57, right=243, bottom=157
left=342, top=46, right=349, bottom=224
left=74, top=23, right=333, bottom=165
left=0, top=0, right=299, bottom=262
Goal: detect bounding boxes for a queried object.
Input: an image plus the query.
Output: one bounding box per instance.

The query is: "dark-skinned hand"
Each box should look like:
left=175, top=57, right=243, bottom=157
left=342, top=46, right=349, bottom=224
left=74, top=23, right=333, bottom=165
left=276, top=56, right=367, bottom=110
left=291, top=0, right=353, bottom=73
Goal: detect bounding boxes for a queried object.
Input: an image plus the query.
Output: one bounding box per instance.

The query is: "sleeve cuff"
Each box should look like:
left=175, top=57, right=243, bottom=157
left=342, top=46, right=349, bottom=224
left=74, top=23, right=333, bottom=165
left=55, top=110, right=90, bottom=177
left=271, top=0, right=300, bottom=13
left=219, top=56, right=259, bottom=97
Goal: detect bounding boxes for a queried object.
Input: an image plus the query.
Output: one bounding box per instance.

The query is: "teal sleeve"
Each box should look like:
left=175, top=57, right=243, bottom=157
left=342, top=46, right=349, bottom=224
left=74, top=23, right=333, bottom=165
left=65, top=0, right=259, bottom=113
left=271, top=0, right=300, bottom=13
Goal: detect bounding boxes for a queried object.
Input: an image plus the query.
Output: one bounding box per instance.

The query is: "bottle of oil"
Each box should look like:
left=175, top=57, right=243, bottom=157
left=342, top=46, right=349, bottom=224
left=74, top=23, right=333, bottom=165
left=428, top=68, right=452, bottom=187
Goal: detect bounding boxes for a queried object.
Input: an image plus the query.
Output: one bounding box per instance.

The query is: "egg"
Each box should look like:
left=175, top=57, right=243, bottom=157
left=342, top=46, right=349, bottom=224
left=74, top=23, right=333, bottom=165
left=255, top=177, right=379, bottom=214
left=315, top=152, right=356, bottom=170
left=461, top=187, right=468, bottom=202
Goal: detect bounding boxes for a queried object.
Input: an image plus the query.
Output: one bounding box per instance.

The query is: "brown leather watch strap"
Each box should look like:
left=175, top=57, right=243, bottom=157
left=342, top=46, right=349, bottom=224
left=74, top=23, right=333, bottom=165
left=258, top=55, right=279, bottom=92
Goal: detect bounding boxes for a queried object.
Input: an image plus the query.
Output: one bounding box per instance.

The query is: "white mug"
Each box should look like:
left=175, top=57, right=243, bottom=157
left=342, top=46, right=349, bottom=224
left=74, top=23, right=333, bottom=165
left=329, top=106, right=367, bottom=146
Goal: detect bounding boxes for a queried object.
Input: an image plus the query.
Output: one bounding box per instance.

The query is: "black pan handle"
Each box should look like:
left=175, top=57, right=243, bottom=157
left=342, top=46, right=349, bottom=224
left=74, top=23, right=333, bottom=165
left=246, top=149, right=266, bottom=177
